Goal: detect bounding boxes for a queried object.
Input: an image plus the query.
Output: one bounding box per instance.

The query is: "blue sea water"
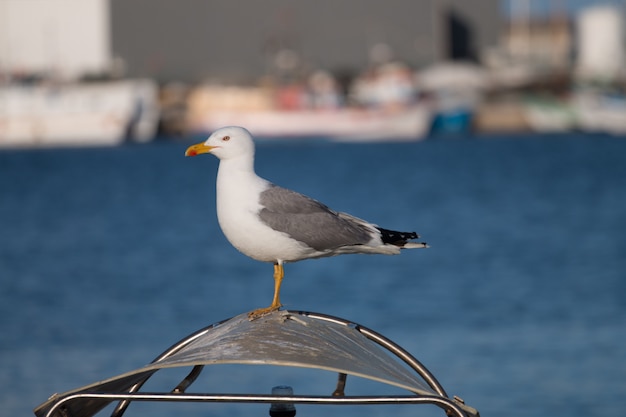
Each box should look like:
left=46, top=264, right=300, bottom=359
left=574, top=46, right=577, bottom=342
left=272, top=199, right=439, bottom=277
left=1, top=133, right=625, bottom=417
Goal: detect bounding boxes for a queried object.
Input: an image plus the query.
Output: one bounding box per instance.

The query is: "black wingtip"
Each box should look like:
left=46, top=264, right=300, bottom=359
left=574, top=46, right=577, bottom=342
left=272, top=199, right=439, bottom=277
left=377, top=227, right=421, bottom=246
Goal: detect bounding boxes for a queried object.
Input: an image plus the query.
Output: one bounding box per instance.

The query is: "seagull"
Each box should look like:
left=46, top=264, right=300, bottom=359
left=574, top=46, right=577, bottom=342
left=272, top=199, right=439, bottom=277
left=185, top=126, right=427, bottom=318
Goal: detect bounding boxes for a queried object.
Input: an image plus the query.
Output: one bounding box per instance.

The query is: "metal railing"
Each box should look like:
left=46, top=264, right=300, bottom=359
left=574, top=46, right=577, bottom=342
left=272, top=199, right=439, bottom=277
left=37, top=310, right=479, bottom=417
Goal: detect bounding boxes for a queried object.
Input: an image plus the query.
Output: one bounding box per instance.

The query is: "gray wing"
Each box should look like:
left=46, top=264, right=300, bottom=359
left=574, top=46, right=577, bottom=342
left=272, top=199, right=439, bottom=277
left=258, top=184, right=374, bottom=251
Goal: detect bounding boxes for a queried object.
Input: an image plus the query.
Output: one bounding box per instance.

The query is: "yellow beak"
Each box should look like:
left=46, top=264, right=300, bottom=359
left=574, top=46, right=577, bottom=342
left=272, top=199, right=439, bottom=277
left=185, top=142, right=215, bottom=157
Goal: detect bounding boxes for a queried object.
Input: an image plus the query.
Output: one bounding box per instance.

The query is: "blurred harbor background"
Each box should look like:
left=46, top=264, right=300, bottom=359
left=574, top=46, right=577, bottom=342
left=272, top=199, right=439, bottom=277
left=1, top=2, right=626, bottom=417
left=1, top=0, right=625, bottom=146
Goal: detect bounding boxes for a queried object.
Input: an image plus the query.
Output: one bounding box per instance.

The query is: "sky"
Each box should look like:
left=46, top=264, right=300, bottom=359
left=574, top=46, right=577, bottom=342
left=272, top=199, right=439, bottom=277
left=503, top=0, right=625, bottom=17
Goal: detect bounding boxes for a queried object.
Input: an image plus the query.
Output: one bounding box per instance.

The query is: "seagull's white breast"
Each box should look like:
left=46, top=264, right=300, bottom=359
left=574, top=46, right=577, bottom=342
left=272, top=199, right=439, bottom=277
left=215, top=166, right=314, bottom=263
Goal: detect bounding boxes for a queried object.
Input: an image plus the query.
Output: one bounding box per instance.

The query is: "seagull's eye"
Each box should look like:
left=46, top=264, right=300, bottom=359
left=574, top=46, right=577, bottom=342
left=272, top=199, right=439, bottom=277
left=222, top=136, right=230, bottom=142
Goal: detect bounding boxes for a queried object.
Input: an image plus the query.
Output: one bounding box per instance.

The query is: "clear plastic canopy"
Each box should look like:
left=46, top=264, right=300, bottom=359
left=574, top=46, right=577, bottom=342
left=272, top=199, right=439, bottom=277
left=34, top=310, right=477, bottom=417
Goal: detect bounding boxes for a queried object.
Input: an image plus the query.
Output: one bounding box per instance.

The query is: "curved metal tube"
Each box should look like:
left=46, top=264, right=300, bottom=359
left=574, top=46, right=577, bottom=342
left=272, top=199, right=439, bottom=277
left=48, top=392, right=468, bottom=417
left=110, top=318, right=230, bottom=417
left=296, top=311, right=449, bottom=397
left=99, top=310, right=462, bottom=417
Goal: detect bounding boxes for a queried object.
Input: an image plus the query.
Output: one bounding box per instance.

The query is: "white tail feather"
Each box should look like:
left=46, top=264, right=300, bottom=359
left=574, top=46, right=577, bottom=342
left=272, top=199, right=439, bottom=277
left=402, top=242, right=429, bottom=249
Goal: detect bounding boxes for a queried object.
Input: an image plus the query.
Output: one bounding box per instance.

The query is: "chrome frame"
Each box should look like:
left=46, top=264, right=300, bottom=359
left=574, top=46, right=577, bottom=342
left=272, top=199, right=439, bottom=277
left=39, top=310, right=478, bottom=417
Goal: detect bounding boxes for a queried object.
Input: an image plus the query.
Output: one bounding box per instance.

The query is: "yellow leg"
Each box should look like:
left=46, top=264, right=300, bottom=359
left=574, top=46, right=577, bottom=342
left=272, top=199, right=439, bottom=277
left=248, top=262, right=284, bottom=319
left=270, top=263, right=284, bottom=308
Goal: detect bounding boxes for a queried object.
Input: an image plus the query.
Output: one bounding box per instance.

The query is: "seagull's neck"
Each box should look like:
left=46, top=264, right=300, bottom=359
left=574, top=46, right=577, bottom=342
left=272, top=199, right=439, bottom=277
left=215, top=154, right=267, bottom=219
left=220, top=153, right=255, bottom=172
left=216, top=154, right=259, bottom=186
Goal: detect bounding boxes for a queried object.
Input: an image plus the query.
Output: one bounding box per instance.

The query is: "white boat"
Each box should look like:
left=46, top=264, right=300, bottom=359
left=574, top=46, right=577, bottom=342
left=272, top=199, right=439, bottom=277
left=574, top=90, right=626, bottom=135
left=187, top=105, right=432, bottom=142
left=418, top=62, right=489, bottom=136
left=0, top=80, right=160, bottom=148
left=523, top=97, right=578, bottom=133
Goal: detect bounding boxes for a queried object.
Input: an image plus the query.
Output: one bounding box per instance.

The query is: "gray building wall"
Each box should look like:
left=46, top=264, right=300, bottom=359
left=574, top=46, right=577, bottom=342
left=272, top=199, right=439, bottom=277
left=111, top=0, right=501, bottom=83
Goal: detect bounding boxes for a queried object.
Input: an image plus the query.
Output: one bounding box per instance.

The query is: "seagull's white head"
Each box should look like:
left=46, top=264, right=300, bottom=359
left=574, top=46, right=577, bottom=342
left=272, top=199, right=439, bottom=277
left=185, top=126, right=255, bottom=160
